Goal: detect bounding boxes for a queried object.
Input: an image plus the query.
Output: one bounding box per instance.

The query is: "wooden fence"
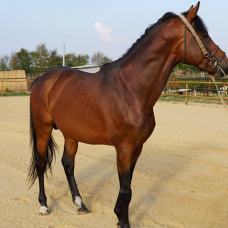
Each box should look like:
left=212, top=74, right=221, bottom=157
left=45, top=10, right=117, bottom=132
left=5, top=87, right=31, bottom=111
left=1, top=78, right=34, bottom=95
left=0, top=70, right=28, bottom=93
left=162, top=81, right=228, bottom=104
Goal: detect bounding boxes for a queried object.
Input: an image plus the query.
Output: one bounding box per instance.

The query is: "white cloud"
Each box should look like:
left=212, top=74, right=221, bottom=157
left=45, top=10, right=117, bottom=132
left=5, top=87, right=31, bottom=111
left=94, top=22, right=131, bottom=44
left=94, top=22, right=113, bottom=42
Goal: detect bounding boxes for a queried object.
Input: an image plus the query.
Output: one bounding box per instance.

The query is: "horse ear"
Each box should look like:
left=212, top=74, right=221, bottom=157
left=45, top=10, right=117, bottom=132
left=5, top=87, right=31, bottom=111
left=186, top=2, right=200, bottom=22
left=188, top=5, right=194, bottom=11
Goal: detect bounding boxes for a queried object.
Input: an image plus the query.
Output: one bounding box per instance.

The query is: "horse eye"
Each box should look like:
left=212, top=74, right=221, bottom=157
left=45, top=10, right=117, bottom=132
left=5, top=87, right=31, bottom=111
left=202, top=34, right=209, bottom=39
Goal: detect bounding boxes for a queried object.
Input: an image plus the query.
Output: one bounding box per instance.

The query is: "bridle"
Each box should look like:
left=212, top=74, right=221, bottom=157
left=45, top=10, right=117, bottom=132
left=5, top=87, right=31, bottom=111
left=178, top=14, right=226, bottom=76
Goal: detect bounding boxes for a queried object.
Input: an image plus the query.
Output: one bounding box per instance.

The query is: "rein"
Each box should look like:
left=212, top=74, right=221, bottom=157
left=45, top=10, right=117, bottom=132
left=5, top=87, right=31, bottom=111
left=178, top=14, right=226, bottom=76
left=210, top=76, right=228, bottom=113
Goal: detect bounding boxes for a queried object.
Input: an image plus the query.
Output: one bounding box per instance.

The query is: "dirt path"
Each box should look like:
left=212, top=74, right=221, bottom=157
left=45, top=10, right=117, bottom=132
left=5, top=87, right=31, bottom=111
left=0, top=96, right=228, bottom=228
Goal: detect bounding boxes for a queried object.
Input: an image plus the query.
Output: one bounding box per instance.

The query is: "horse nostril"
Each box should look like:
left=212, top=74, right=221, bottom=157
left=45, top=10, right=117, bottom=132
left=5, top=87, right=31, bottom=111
left=225, top=67, right=228, bottom=75
left=219, top=58, right=228, bottom=75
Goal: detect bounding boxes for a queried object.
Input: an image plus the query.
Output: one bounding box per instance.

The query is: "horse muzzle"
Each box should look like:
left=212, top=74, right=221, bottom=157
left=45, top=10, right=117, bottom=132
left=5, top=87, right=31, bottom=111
left=213, top=56, right=228, bottom=78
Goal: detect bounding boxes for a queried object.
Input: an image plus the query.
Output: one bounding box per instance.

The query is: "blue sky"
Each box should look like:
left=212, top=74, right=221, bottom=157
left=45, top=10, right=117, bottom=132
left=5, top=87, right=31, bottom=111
left=1, top=0, right=228, bottom=62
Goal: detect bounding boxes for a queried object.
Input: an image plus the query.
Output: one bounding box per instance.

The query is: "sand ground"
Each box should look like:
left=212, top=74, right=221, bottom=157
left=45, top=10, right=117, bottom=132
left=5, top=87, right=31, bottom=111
left=0, top=96, right=228, bottom=228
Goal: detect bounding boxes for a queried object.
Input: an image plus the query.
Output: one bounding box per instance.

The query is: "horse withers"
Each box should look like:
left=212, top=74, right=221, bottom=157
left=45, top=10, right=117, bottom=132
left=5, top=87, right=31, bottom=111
left=29, top=2, right=228, bottom=228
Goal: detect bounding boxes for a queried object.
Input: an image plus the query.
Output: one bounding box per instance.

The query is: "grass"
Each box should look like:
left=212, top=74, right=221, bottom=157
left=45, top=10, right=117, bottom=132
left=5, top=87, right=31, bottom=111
left=0, top=92, right=30, bottom=97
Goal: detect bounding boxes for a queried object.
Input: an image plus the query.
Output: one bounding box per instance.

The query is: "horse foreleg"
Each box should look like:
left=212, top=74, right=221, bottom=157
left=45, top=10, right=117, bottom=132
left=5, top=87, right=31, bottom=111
left=115, top=144, right=143, bottom=228
left=61, top=137, right=88, bottom=215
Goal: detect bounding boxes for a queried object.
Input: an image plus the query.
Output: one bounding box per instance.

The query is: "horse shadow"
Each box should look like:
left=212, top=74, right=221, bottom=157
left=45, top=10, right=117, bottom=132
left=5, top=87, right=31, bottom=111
left=48, top=145, right=118, bottom=214
left=130, top=144, right=202, bottom=227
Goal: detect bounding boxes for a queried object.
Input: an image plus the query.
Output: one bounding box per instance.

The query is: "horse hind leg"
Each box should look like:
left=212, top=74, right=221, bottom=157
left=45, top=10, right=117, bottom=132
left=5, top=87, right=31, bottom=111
left=62, top=136, right=88, bottom=214
left=29, top=109, right=57, bottom=215
left=36, top=129, right=55, bottom=215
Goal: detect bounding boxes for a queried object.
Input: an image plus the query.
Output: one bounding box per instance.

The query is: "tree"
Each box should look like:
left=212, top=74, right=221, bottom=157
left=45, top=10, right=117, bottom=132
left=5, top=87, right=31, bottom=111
left=99, top=56, right=113, bottom=66
left=0, top=55, right=9, bottom=71
left=65, top=53, right=76, bottom=67
left=91, top=51, right=112, bottom=66
left=65, top=53, right=89, bottom=67
left=47, top=49, right=62, bottom=71
left=1, top=43, right=91, bottom=76
left=17, top=48, right=32, bottom=75
left=174, top=63, right=199, bottom=72
left=8, top=49, right=32, bottom=75
left=75, top=54, right=89, bottom=66
left=30, top=43, right=50, bottom=75
left=9, top=52, right=20, bottom=70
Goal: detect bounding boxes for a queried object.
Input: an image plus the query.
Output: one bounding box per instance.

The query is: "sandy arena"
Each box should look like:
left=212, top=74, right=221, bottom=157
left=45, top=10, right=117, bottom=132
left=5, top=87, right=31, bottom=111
left=0, top=96, right=228, bottom=228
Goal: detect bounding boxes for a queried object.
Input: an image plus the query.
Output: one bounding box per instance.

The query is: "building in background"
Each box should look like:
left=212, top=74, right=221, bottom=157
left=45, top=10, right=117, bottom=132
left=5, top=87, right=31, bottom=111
left=72, top=65, right=100, bottom=73
left=0, top=70, right=27, bottom=92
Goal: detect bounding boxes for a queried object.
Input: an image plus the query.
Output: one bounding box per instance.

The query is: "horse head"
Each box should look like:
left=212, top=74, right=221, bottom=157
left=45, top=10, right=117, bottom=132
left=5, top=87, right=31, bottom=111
left=174, top=2, right=228, bottom=77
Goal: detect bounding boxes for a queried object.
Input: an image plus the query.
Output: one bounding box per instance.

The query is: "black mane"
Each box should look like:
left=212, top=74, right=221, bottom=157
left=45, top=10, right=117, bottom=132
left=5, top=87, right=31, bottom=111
left=121, top=12, right=178, bottom=60
left=194, top=14, right=208, bottom=34
left=101, top=11, right=208, bottom=69
left=122, top=11, right=208, bottom=59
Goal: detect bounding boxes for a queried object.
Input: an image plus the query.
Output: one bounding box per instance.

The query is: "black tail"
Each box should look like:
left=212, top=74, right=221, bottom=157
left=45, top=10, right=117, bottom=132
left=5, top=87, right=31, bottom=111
left=28, top=76, right=58, bottom=186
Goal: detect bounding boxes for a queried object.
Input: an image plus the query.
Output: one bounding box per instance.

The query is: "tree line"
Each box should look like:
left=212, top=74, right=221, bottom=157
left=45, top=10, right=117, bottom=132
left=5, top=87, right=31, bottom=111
left=0, top=42, right=199, bottom=77
left=0, top=43, right=112, bottom=77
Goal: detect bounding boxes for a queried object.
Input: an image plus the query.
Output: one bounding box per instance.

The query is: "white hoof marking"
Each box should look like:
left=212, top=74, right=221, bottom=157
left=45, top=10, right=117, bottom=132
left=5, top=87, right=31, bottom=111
left=75, top=196, right=82, bottom=209
left=39, top=206, right=50, bottom=215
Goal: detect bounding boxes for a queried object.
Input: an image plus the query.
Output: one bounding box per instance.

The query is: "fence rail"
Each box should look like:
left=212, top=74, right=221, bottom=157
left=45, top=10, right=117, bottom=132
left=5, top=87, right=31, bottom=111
left=162, top=81, right=228, bottom=104
left=0, top=78, right=34, bottom=95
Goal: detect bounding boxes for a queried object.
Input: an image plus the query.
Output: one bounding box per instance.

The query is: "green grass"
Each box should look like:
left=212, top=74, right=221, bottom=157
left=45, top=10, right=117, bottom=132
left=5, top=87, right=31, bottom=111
left=0, top=92, right=30, bottom=97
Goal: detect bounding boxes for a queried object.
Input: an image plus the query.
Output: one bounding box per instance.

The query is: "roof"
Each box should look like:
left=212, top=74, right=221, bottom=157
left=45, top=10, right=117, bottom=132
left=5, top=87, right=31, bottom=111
left=72, top=65, right=99, bottom=69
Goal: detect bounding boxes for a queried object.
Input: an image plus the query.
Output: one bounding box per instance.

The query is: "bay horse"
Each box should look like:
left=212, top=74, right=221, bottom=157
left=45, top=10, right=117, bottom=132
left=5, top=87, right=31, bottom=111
left=29, top=2, right=228, bottom=228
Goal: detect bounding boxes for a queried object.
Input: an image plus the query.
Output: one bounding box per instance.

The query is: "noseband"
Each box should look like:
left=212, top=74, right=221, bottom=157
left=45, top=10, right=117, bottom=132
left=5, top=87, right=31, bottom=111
left=178, top=14, right=226, bottom=76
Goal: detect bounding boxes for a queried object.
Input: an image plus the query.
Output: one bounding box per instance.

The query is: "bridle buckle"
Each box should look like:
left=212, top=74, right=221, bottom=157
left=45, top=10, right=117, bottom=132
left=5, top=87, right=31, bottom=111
left=210, top=57, right=218, bottom=69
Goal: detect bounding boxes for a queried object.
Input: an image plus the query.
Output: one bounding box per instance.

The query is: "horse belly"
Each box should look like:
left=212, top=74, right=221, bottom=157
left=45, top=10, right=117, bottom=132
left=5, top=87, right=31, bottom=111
left=54, top=114, right=112, bottom=145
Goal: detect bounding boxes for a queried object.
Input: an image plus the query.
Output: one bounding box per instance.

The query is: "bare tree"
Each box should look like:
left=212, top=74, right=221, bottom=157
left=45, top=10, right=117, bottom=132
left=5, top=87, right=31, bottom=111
left=9, top=52, right=20, bottom=70
left=0, top=55, right=10, bottom=71
left=91, top=51, right=112, bottom=66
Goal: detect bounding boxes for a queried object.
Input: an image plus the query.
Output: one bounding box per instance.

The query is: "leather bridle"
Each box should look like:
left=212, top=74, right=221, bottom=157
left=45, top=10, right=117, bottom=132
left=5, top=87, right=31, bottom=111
left=178, top=14, right=226, bottom=76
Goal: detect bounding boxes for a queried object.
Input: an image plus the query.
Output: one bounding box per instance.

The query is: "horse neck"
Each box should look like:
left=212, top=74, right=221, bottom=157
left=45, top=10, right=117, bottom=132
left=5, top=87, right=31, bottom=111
left=117, top=25, right=179, bottom=110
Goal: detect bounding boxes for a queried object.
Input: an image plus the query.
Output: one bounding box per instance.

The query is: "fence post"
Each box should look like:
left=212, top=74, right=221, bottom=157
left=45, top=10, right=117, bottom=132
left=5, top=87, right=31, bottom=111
left=1, top=77, right=3, bottom=96
left=186, top=83, right=188, bottom=105
left=209, top=81, right=211, bottom=97
left=224, top=83, right=226, bottom=99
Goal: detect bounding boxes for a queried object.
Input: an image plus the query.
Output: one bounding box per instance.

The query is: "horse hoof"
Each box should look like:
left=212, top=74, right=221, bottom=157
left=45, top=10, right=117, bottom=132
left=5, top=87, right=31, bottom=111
left=116, top=221, right=121, bottom=228
left=77, top=207, right=89, bottom=215
left=38, top=206, right=50, bottom=215
left=117, top=224, right=130, bottom=228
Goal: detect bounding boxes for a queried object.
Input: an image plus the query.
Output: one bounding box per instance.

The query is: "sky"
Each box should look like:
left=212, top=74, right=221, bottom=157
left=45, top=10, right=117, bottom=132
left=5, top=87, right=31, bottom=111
left=1, top=0, right=228, bottom=62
